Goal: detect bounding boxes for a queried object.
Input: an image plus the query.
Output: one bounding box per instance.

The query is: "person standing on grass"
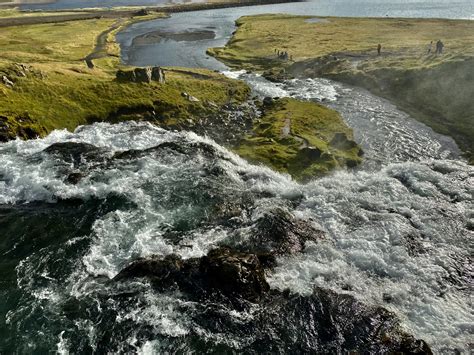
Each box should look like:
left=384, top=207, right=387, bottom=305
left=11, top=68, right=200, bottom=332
left=377, top=44, right=382, bottom=55
left=438, top=40, right=444, bottom=54
left=427, top=41, right=433, bottom=54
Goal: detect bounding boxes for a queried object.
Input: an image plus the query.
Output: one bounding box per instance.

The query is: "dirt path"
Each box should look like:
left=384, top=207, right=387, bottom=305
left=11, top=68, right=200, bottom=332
left=84, top=18, right=125, bottom=63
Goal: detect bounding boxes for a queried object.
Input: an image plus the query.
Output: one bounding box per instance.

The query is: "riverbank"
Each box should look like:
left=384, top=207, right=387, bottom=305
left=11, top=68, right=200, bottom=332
left=0, top=13, right=249, bottom=142
left=209, top=15, right=474, bottom=162
left=0, top=6, right=362, bottom=180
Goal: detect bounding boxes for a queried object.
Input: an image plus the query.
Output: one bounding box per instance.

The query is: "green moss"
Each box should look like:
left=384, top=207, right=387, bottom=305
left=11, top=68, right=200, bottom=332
left=234, top=98, right=363, bottom=180
left=0, top=14, right=249, bottom=141
left=0, top=63, right=249, bottom=140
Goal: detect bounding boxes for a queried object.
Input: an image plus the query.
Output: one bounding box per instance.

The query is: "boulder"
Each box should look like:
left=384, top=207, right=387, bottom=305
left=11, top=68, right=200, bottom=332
left=330, top=132, right=358, bottom=150
left=181, top=92, right=200, bottom=102
left=2, top=75, right=14, bottom=88
left=116, top=69, right=136, bottom=82
left=201, top=248, right=269, bottom=301
left=115, top=247, right=269, bottom=302
left=241, top=208, right=325, bottom=256
left=151, top=67, right=166, bottom=83
left=134, top=67, right=152, bottom=83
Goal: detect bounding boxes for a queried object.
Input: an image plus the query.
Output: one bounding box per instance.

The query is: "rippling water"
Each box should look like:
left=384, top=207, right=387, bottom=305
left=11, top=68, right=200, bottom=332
left=0, top=122, right=472, bottom=352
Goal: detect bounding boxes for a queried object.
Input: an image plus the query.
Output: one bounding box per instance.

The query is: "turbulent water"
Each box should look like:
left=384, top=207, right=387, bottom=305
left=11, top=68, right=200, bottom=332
left=1, top=3, right=474, bottom=353
left=0, top=120, right=472, bottom=352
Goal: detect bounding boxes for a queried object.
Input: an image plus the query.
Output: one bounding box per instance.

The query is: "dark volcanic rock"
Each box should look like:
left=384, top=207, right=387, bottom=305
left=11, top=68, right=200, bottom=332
left=115, top=247, right=269, bottom=302
left=43, top=142, right=103, bottom=167
left=242, top=208, right=325, bottom=256
left=201, top=248, right=269, bottom=301
left=245, top=287, right=433, bottom=354
left=115, top=248, right=432, bottom=353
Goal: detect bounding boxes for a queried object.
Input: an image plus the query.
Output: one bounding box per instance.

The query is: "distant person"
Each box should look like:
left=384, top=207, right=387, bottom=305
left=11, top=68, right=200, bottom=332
left=377, top=44, right=382, bottom=55
left=436, top=40, right=444, bottom=54
left=438, top=40, right=444, bottom=54
left=427, top=41, right=433, bottom=54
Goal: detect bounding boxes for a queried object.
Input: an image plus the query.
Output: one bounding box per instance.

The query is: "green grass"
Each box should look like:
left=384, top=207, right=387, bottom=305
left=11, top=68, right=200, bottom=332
left=0, top=16, right=249, bottom=141
left=210, top=14, right=474, bottom=162
left=235, top=98, right=363, bottom=180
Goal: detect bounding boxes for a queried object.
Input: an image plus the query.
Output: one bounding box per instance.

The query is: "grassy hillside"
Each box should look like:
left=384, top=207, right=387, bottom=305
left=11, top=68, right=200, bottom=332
left=0, top=15, right=249, bottom=141
left=209, top=15, right=474, bottom=162
left=0, top=12, right=362, bottom=179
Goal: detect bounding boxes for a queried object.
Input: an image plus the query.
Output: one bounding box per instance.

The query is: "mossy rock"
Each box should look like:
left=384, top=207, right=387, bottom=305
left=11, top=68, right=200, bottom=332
left=235, top=98, right=363, bottom=181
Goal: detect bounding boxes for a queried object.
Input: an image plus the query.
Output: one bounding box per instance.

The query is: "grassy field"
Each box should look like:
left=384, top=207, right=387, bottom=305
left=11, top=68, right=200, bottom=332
left=210, top=15, right=474, bottom=162
left=235, top=98, right=362, bottom=180
left=0, top=15, right=249, bottom=141
left=0, top=11, right=363, bottom=179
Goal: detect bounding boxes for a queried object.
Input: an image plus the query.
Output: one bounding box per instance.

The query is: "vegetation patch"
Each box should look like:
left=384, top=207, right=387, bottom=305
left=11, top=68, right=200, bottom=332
left=235, top=98, right=363, bottom=180
left=210, top=14, right=474, bottom=162
left=0, top=16, right=249, bottom=142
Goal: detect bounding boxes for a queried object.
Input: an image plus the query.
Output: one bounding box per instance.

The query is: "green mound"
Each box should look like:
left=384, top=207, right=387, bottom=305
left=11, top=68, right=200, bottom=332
left=235, top=98, right=363, bottom=180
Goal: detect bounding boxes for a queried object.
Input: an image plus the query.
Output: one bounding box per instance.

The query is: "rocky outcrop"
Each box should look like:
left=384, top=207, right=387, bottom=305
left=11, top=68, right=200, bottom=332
left=115, top=246, right=432, bottom=353
left=116, top=66, right=166, bottom=84
left=330, top=132, right=358, bottom=150
left=236, top=208, right=325, bottom=257
left=115, top=247, right=269, bottom=302
left=262, top=67, right=293, bottom=83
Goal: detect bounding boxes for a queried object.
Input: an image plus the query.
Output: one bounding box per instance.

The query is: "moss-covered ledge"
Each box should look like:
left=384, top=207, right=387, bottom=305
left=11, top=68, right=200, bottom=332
left=234, top=98, right=363, bottom=181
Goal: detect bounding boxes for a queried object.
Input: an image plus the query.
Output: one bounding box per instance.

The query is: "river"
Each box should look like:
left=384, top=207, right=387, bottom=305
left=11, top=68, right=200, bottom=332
left=1, top=2, right=473, bottom=354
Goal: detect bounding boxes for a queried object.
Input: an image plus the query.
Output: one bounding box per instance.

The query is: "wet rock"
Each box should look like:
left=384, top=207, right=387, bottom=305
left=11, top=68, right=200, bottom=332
left=65, top=172, right=84, bottom=185
left=43, top=142, right=104, bottom=167
left=242, top=208, right=325, bottom=255
left=330, top=132, right=358, bottom=150
left=249, top=287, right=433, bottom=354
left=201, top=248, right=269, bottom=301
left=115, top=247, right=269, bottom=302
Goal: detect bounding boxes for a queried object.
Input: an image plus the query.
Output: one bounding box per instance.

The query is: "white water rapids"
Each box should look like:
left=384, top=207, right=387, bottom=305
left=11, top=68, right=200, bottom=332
left=0, top=88, right=472, bottom=352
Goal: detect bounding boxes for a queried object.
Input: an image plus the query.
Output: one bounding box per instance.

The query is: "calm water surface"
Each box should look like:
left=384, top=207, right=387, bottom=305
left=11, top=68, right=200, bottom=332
left=21, top=0, right=474, bottom=19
